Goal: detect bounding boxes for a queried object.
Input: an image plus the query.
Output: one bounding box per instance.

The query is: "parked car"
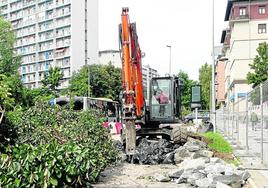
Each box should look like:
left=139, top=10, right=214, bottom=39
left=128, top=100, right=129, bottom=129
left=183, top=112, right=210, bottom=124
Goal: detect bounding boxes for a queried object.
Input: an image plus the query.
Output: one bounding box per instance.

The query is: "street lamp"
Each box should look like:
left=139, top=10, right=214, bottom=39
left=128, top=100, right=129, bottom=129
left=86, top=57, right=91, bottom=97
left=166, top=45, right=172, bottom=75
left=211, top=0, right=216, bottom=132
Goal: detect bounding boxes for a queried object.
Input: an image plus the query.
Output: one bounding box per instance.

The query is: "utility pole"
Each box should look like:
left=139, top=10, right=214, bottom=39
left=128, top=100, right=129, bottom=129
left=166, top=45, right=171, bottom=75
left=211, top=0, right=216, bottom=132
left=86, top=57, right=91, bottom=97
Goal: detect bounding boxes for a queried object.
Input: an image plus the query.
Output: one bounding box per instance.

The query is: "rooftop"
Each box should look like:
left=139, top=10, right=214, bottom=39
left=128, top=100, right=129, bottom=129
left=224, top=0, right=255, bottom=21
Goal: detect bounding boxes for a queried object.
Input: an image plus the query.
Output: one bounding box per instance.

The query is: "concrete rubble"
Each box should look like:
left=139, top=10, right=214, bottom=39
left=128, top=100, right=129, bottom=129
left=125, top=137, right=251, bottom=187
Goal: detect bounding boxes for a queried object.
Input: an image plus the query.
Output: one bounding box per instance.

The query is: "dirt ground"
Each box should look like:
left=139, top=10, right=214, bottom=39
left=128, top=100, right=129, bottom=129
left=92, top=163, right=190, bottom=188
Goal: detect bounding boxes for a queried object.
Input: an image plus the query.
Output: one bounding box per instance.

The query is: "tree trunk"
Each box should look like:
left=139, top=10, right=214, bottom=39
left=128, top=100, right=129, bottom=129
left=0, top=106, right=5, bottom=124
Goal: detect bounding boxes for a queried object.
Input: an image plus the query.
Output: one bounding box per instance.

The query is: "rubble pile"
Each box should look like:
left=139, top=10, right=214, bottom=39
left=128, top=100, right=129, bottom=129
left=155, top=138, right=250, bottom=187
left=132, top=138, right=180, bottom=165
left=127, top=137, right=251, bottom=187
left=164, top=157, right=250, bottom=187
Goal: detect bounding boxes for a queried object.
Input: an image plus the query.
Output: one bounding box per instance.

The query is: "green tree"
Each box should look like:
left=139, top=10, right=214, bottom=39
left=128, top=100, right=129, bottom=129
left=178, top=71, right=197, bottom=115
left=198, top=63, right=212, bottom=110
left=0, top=17, right=28, bottom=108
left=0, top=17, right=20, bottom=76
left=247, top=42, right=268, bottom=87
left=41, top=67, right=63, bottom=92
left=69, top=63, right=122, bottom=100
left=0, top=74, right=14, bottom=123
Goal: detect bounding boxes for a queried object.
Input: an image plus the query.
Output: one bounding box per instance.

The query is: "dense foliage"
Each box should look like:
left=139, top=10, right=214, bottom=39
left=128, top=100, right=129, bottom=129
left=177, top=71, right=197, bottom=116
left=42, top=67, right=64, bottom=92
left=0, top=103, right=117, bottom=187
left=247, top=42, right=268, bottom=88
left=0, top=17, right=27, bottom=109
left=198, top=63, right=212, bottom=110
left=0, top=16, right=20, bottom=76
left=69, top=63, right=122, bottom=100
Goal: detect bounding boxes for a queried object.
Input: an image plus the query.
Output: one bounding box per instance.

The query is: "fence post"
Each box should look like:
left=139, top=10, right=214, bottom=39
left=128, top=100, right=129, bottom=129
left=228, top=106, right=230, bottom=138
left=223, top=107, right=226, bottom=135
left=246, top=93, right=249, bottom=151
left=237, top=100, right=240, bottom=145
left=232, top=99, right=235, bottom=141
left=260, top=83, right=264, bottom=164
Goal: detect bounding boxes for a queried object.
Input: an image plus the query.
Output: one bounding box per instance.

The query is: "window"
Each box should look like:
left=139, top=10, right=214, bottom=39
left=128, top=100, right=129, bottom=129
left=239, top=7, right=247, bottom=16
left=258, top=24, right=267, bottom=34
left=259, top=6, right=266, bottom=14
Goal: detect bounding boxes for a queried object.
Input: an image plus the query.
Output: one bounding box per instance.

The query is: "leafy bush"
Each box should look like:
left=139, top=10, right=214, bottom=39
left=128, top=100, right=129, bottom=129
left=0, top=103, right=117, bottom=187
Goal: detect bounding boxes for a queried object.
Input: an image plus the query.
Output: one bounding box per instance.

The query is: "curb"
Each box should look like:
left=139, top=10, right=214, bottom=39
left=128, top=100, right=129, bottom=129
left=248, top=178, right=258, bottom=188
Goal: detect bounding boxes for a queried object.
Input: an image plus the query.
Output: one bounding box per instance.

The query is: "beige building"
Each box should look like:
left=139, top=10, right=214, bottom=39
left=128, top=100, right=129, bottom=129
left=98, top=50, right=159, bottom=99
left=216, top=59, right=226, bottom=107
left=221, top=0, right=268, bottom=106
left=98, top=50, right=121, bottom=68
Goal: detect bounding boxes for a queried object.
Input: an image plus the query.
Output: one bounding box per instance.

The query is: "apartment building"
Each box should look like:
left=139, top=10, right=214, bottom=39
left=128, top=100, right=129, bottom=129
left=142, top=64, right=159, bottom=99
left=221, top=0, right=268, bottom=105
left=98, top=49, right=159, bottom=99
left=98, top=50, right=121, bottom=68
left=214, top=46, right=226, bottom=107
left=0, top=0, right=98, bottom=89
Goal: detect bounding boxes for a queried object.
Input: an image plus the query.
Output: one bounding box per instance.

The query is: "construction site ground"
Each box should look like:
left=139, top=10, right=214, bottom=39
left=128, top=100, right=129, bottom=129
left=93, top=163, right=180, bottom=188
left=92, top=134, right=254, bottom=188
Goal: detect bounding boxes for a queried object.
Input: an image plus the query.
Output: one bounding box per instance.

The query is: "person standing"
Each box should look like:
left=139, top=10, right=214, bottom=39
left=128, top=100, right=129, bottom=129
left=250, top=112, right=258, bottom=131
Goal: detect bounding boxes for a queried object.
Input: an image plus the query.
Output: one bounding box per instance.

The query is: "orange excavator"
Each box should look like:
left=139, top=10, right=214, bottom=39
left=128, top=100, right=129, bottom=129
left=119, top=8, right=183, bottom=155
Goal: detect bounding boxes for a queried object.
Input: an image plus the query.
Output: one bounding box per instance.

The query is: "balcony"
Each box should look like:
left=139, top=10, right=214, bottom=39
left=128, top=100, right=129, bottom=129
left=224, top=35, right=231, bottom=47
left=10, top=4, right=23, bottom=13
left=230, top=14, right=249, bottom=24
left=56, top=0, right=71, bottom=8
left=0, top=0, right=8, bottom=6
left=0, top=7, right=8, bottom=14
left=23, top=1, right=36, bottom=9
left=10, top=0, right=22, bottom=3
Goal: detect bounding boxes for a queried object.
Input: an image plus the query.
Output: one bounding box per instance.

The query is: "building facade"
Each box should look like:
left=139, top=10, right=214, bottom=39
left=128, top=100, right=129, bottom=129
left=98, top=50, right=159, bottom=99
left=0, top=0, right=98, bottom=89
left=142, top=64, right=159, bottom=99
left=215, top=59, right=226, bottom=107
left=213, top=46, right=226, bottom=108
left=221, top=0, right=268, bottom=106
left=98, top=50, right=121, bottom=68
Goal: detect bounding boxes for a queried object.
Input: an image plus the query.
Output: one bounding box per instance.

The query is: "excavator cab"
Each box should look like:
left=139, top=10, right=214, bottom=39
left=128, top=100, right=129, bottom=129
left=148, top=76, right=182, bottom=124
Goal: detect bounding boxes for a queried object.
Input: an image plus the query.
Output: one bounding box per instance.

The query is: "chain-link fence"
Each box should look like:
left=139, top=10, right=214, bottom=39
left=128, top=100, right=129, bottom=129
left=216, top=80, right=268, bottom=165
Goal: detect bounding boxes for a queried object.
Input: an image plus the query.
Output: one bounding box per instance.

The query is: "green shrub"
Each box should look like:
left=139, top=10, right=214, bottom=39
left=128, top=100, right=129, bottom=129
left=203, top=132, right=232, bottom=153
left=0, top=103, right=117, bottom=187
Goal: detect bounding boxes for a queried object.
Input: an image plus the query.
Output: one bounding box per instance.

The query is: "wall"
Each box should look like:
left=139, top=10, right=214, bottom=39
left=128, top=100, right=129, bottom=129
left=71, top=0, right=86, bottom=73
left=86, top=0, right=99, bottom=65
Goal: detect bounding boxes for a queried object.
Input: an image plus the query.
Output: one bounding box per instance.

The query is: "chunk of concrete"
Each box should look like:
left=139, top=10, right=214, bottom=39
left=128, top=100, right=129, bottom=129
left=174, top=147, right=191, bottom=164
left=195, top=178, right=211, bottom=188
left=180, top=158, right=207, bottom=170
left=154, top=173, right=171, bottom=182
left=213, top=174, right=242, bottom=185
left=216, top=182, right=231, bottom=188
left=169, top=169, right=184, bottom=179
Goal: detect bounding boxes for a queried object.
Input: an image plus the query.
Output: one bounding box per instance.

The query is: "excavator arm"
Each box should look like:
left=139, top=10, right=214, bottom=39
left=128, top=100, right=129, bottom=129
left=119, top=7, right=144, bottom=154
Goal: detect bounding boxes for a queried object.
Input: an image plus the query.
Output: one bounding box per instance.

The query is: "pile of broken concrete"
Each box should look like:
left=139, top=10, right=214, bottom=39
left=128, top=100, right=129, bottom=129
left=132, top=138, right=251, bottom=187
left=132, top=138, right=180, bottom=165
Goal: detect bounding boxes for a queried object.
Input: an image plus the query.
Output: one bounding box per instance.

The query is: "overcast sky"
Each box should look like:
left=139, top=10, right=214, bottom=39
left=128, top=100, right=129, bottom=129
left=99, top=0, right=228, bottom=81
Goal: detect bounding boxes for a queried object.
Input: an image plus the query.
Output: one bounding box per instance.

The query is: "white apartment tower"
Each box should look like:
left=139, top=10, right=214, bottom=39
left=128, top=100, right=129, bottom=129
left=142, top=64, right=159, bottom=99
left=0, top=0, right=98, bottom=89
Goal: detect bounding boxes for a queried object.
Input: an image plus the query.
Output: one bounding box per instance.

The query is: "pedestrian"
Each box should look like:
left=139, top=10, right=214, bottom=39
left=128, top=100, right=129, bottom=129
left=250, top=112, right=258, bottom=131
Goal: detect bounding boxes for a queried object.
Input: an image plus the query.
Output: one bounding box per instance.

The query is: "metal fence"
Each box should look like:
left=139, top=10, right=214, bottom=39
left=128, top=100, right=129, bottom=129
left=216, top=80, right=268, bottom=165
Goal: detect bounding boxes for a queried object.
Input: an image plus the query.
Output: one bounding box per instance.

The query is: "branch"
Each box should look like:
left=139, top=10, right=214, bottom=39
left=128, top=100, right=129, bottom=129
left=0, top=106, right=5, bottom=124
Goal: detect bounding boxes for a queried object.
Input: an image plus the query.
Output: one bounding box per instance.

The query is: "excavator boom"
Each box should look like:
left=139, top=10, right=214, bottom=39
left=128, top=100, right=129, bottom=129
left=119, top=7, right=144, bottom=154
